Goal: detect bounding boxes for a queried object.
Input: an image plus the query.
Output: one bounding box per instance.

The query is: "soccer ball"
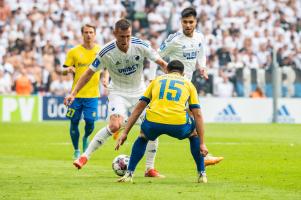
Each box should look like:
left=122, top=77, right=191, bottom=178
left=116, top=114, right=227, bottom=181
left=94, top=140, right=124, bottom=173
left=112, top=154, right=130, bottom=176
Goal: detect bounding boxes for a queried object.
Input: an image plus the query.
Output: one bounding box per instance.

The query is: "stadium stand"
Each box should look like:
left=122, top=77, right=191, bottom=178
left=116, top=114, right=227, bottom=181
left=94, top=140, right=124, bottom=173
left=0, top=0, right=300, bottom=97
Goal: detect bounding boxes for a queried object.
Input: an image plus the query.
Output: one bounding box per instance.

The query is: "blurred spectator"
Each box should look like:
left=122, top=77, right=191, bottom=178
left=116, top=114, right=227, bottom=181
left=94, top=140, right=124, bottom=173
left=215, top=76, right=234, bottom=97
left=14, top=67, right=32, bottom=95
left=0, top=0, right=11, bottom=25
left=0, top=66, right=11, bottom=93
left=0, top=0, right=299, bottom=97
left=49, top=72, right=72, bottom=96
left=216, top=46, right=231, bottom=68
left=250, top=86, right=265, bottom=98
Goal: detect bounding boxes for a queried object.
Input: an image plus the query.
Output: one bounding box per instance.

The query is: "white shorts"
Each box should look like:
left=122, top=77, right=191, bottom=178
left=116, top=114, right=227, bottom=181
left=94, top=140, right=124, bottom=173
left=107, top=93, right=145, bottom=125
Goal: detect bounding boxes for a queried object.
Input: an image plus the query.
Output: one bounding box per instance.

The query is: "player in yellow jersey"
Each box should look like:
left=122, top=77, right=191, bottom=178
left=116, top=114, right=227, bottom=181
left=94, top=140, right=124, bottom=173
left=62, top=24, right=103, bottom=159
left=115, top=60, right=208, bottom=183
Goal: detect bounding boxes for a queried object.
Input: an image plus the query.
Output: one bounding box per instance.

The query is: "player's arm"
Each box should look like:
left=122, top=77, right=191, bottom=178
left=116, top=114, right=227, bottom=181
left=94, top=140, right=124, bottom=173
left=141, top=39, right=168, bottom=73
left=190, top=108, right=208, bottom=156
left=188, top=82, right=208, bottom=156
left=62, top=65, right=75, bottom=75
left=64, top=68, right=95, bottom=106
left=196, top=36, right=208, bottom=79
left=62, top=49, right=76, bottom=75
left=101, top=68, right=109, bottom=88
left=115, top=100, right=148, bottom=150
left=154, top=58, right=168, bottom=73
left=157, top=33, right=176, bottom=58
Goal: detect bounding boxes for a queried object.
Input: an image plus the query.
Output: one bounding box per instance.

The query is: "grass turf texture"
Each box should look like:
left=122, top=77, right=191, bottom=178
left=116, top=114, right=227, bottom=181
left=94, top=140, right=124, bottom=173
left=0, top=122, right=300, bottom=200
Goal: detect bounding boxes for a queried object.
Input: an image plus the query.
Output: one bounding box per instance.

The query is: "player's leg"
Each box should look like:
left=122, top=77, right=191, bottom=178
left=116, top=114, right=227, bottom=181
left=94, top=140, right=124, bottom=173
left=188, top=133, right=207, bottom=183
left=73, top=95, right=127, bottom=169
left=82, top=98, right=98, bottom=152
left=74, top=115, right=124, bottom=169
left=118, top=135, right=148, bottom=182
left=119, top=133, right=149, bottom=182
left=144, top=139, right=164, bottom=177
left=129, top=101, right=163, bottom=178
left=186, top=108, right=223, bottom=167
left=66, top=98, right=83, bottom=159
left=179, top=117, right=207, bottom=183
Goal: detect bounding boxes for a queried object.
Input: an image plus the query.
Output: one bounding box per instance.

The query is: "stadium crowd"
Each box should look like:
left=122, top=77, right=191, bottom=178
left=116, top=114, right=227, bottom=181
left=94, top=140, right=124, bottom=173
left=0, top=0, right=300, bottom=97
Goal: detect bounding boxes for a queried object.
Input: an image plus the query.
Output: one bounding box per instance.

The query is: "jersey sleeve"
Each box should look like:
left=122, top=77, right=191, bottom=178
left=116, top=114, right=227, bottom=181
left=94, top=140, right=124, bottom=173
left=89, top=54, right=104, bottom=72
left=63, top=49, right=74, bottom=67
left=197, top=34, right=207, bottom=68
left=143, top=44, right=160, bottom=63
left=139, top=79, right=154, bottom=104
left=188, top=82, right=200, bottom=110
left=158, top=33, right=177, bottom=58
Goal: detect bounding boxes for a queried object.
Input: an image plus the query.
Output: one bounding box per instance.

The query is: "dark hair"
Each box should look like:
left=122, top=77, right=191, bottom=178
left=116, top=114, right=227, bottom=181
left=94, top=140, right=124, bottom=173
left=167, top=60, right=184, bottom=73
left=181, top=7, right=197, bottom=18
left=81, top=24, right=96, bottom=34
left=115, top=19, right=131, bottom=30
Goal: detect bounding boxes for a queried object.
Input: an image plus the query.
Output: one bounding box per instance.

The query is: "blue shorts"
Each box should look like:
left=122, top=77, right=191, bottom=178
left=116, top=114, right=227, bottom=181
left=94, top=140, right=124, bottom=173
left=141, top=117, right=195, bottom=141
left=66, top=98, right=98, bottom=122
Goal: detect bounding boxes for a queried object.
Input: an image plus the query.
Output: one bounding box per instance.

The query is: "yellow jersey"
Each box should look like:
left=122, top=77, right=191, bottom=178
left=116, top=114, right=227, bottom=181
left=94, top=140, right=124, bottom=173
left=64, top=44, right=101, bottom=98
left=141, top=72, right=200, bottom=125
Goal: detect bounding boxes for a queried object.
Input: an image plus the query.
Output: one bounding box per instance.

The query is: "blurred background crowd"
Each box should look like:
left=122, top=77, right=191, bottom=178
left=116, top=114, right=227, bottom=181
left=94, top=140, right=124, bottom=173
left=0, top=0, right=300, bottom=97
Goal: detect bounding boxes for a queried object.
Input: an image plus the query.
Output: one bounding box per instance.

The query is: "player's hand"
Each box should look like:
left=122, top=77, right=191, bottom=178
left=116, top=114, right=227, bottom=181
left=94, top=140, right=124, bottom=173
left=115, top=133, right=127, bottom=150
left=64, top=94, right=75, bottom=106
left=199, top=67, right=208, bottom=80
left=102, top=78, right=109, bottom=88
left=68, top=66, right=75, bottom=74
left=200, top=144, right=208, bottom=157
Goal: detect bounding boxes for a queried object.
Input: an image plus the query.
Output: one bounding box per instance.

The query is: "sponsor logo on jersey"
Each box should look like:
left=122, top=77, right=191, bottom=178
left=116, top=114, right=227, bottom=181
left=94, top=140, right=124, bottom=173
left=77, top=63, right=89, bottom=67
left=183, top=51, right=197, bottom=60
left=214, top=104, right=241, bottom=122
left=118, top=64, right=138, bottom=75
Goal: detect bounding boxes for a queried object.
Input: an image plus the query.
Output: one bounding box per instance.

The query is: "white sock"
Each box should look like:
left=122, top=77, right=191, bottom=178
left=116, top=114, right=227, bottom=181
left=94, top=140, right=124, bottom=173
left=145, top=138, right=158, bottom=170
left=83, top=125, right=112, bottom=159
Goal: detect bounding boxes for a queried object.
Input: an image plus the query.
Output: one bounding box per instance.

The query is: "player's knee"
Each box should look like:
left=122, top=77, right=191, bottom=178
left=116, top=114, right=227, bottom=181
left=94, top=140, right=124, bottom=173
left=108, top=122, right=121, bottom=133
left=189, top=130, right=198, bottom=138
left=70, top=120, right=80, bottom=126
left=84, top=118, right=95, bottom=125
left=108, top=114, right=123, bottom=132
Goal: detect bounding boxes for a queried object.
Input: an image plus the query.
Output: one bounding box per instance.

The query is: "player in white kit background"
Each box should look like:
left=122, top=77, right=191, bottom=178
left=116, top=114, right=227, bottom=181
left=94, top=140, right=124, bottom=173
left=64, top=19, right=167, bottom=177
left=158, top=7, right=223, bottom=166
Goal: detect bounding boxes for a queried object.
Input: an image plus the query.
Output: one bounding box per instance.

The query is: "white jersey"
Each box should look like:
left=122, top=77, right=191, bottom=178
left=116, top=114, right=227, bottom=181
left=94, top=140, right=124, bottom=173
left=158, top=30, right=206, bottom=80
left=90, top=37, right=160, bottom=97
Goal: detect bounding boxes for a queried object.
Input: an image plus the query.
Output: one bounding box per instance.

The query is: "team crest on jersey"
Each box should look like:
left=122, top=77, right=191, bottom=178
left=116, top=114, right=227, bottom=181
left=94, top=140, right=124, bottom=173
left=130, top=55, right=140, bottom=62
left=115, top=61, right=121, bottom=65
left=198, top=43, right=202, bottom=47
left=182, top=45, right=186, bottom=49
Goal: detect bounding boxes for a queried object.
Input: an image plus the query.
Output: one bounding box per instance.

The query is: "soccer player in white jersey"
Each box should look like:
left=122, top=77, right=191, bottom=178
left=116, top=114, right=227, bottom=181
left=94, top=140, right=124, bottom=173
left=64, top=19, right=167, bottom=177
left=158, top=7, right=223, bottom=166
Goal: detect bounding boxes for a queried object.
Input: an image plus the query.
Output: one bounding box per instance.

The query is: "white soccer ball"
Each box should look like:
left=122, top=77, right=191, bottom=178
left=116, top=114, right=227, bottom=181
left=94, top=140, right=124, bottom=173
left=112, top=154, right=130, bottom=176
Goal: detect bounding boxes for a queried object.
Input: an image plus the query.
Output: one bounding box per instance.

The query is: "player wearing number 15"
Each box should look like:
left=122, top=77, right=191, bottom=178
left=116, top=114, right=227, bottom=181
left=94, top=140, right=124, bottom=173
left=116, top=60, right=208, bottom=183
left=63, top=24, right=101, bottom=159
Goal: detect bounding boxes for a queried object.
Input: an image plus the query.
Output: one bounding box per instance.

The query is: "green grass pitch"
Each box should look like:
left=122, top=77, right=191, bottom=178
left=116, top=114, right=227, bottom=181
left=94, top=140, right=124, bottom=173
left=0, top=122, right=300, bottom=200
